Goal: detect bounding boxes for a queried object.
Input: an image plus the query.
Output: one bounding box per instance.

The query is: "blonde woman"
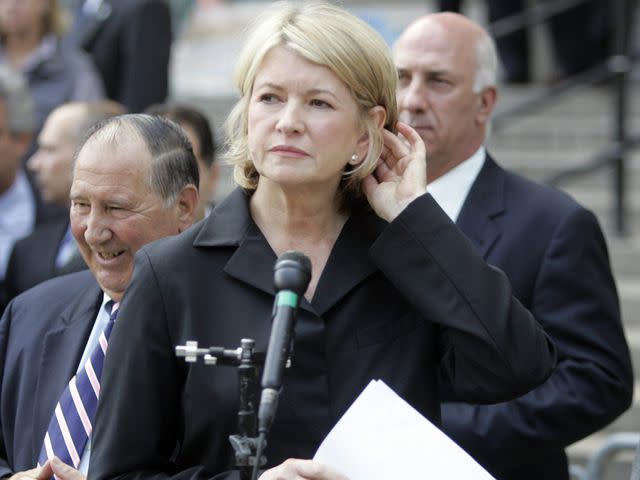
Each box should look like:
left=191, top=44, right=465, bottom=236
left=89, top=3, right=555, bottom=479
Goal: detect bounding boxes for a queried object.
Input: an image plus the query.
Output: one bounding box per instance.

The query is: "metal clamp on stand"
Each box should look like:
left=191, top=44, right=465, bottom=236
left=176, top=338, right=266, bottom=480
left=175, top=250, right=312, bottom=480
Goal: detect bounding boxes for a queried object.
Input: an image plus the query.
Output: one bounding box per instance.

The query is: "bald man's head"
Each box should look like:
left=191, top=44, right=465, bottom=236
left=394, top=13, right=498, bottom=181
left=27, top=101, right=126, bottom=206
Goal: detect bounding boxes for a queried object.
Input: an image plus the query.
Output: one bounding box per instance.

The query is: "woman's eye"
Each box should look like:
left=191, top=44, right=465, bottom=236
left=310, top=99, right=331, bottom=108
left=259, top=93, right=278, bottom=103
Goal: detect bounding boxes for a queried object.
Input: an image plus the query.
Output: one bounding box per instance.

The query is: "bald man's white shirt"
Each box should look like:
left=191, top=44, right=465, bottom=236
left=427, top=146, right=486, bottom=222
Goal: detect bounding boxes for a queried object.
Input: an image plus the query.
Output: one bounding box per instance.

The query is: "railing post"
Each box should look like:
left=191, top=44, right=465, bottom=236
left=611, top=0, right=632, bottom=234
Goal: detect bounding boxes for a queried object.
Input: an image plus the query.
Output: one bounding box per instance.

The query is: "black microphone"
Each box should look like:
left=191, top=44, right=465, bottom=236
left=257, top=251, right=312, bottom=435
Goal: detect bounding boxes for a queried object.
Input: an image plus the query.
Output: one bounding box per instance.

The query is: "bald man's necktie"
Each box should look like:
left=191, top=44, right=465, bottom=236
left=37, top=301, right=119, bottom=468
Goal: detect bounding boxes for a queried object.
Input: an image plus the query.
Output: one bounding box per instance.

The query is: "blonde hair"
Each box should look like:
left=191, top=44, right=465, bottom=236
left=223, top=1, right=398, bottom=207
left=0, top=0, right=69, bottom=40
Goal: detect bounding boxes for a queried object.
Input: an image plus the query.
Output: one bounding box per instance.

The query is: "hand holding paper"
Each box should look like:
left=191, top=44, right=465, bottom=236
left=259, top=459, right=349, bottom=480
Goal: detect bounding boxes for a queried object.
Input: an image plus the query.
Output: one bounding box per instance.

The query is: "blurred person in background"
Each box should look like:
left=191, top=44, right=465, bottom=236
left=0, top=64, right=63, bottom=313
left=67, top=0, right=172, bottom=112
left=147, top=102, right=219, bottom=220
left=3, top=100, right=125, bottom=309
left=0, top=0, right=104, bottom=132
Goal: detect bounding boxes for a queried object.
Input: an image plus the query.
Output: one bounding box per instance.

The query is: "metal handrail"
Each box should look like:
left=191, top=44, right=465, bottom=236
left=570, top=432, right=640, bottom=480
left=489, top=0, right=592, bottom=39
left=487, top=0, right=636, bottom=234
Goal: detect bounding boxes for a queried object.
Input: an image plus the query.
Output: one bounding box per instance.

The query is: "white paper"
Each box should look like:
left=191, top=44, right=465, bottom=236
left=313, top=380, right=495, bottom=480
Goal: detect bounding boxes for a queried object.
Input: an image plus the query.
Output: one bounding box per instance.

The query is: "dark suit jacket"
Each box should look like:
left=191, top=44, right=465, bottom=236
left=441, top=156, right=633, bottom=480
left=0, top=271, right=101, bottom=476
left=4, top=220, right=87, bottom=306
left=0, top=180, right=67, bottom=314
left=89, top=189, right=556, bottom=480
left=72, top=0, right=172, bottom=112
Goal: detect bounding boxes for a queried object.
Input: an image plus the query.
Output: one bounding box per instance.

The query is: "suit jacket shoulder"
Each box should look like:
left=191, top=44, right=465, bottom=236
left=4, top=220, right=69, bottom=302
left=0, top=270, right=101, bottom=474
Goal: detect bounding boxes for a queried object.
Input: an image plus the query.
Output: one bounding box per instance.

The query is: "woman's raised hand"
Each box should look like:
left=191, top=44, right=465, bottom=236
left=362, top=122, right=427, bottom=222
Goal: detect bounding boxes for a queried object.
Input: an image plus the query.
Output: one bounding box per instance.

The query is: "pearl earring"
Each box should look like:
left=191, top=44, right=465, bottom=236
left=350, top=153, right=359, bottom=164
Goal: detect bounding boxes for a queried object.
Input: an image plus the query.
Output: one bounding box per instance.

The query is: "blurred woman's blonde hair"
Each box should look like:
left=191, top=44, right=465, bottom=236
left=0, top=0, right=70, bottom=40
left=223, top=1, right=398, bottom=208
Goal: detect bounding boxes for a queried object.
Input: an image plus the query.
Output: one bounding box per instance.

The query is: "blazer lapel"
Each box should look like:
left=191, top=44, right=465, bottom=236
left=456, top=155, right=506, bottom=258
left=193, top=189, right=384, bottom=316
left=193, top=189, right=296, bottom=314
left=49, top=221, right=70, bottom=277
left=32, top=278, right=103, bottom=460
left=312, top=206, right=385, bottom=316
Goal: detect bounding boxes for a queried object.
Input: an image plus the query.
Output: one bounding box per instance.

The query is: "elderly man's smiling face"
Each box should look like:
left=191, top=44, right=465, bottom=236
left=69, top=133, right=182, bottom=301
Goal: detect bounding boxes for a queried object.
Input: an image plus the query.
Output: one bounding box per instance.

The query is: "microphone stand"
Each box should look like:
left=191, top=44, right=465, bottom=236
left=175, top=339, right=266, bottom=480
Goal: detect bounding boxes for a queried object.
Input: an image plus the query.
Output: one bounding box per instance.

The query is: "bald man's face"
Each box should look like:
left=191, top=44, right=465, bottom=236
left=394, top=18, right=488, bottom=181
left=27, top=107, right=78, bottom=205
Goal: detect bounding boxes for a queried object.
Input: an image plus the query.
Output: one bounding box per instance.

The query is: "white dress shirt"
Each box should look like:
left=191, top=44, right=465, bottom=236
left=0, top=171, right=35, bottom=280
left=427, top=147, right=486, bottom=222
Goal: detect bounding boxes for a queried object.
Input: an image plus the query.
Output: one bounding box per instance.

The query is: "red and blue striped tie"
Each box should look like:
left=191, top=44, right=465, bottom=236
left=37, top=301, right=119, bottom=469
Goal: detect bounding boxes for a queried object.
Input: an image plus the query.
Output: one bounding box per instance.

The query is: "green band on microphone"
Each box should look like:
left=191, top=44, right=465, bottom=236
left=276, top=291, right=298, bottom=307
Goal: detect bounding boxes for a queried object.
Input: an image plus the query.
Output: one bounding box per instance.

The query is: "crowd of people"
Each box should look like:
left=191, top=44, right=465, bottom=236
left=0, top=2, right=634, bottom=480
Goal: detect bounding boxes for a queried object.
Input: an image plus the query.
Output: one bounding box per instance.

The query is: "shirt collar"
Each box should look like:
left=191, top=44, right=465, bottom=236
left=83, top=0, right=104, bottom=15
left=427, top=146, right=486, bottom=222
left=0, top=170, right=35, bottom=228
left=100, top=292, right=114, bottom=315
left=21, top=34, right=57, bottom=73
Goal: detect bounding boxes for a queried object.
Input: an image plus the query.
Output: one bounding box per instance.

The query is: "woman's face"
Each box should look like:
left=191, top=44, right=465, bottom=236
left=0, top=0, right=48, bottom=37
left=247, top=46, right=365, bottom=191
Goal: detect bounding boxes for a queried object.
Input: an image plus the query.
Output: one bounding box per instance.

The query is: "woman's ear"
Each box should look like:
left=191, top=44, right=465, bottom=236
left=356, top=106, right=387, bottom=155
left=369, top=106, right=387, bottom=130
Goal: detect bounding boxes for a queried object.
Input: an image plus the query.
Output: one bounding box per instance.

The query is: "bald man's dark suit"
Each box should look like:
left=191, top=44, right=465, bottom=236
left=441, top=155, right=633, bottom=480
left=0, top=182, right=67, bottom=314
left=0, top=270, right=101, bottom=477
left=4, top=220, right=87, bottom=306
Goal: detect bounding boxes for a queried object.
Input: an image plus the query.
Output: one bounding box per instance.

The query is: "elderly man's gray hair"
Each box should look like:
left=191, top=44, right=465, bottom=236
left=74, top=114, right=200, bottom=207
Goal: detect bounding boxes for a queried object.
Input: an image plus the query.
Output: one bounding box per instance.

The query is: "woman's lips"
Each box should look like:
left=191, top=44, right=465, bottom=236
left=270, top=145, right=309, bottom=156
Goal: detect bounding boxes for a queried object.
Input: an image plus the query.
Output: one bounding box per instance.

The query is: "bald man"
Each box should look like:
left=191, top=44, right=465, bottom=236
left=394, top=14, right=633, bottom=480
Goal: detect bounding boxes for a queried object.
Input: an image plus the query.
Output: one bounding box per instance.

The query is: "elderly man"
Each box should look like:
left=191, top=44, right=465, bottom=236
left=0, top=114, right=199, bottom=480
left=393, top=13, right=633, bottom=480
left=4, top=101, right=126, bottom=303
